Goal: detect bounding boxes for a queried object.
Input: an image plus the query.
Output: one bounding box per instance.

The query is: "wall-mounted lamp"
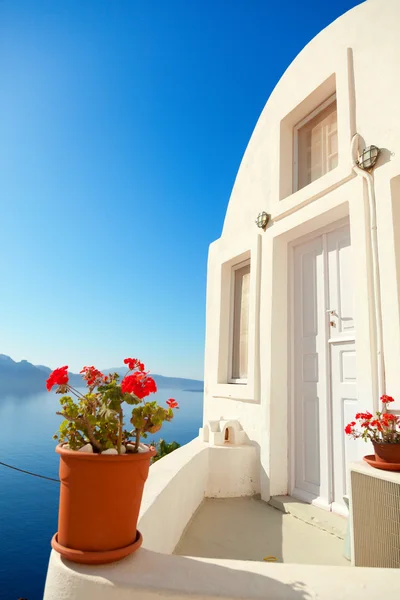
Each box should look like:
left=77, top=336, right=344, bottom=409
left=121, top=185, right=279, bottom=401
left=255, top=211, right=271, bottom=231
left=357, top=145, right=380, bottom=171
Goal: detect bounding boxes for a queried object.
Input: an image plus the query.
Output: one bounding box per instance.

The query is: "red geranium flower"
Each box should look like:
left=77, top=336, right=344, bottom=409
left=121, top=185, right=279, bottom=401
left=381, top=395, right=395, bottom=404
left=381, top=413, right=398, bottom=425
left=80, top=366, right=105, bottom=387
left=344, top=421, right=356, bottom=435
left=166, top=398, right=179, bottom=409
left=355, top=412, right=373, bottom=421
left=124, top=358, right=145, bottom=372
left=121, top=372, right=157, bottom=398
left=46, top=366, right=69, bottom=391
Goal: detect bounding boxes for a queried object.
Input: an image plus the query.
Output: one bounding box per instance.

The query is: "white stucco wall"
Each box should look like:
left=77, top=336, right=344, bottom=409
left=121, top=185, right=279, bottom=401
left=206, top=445, right=259, bottom=497
left=203, top=0, right=400, bottom=501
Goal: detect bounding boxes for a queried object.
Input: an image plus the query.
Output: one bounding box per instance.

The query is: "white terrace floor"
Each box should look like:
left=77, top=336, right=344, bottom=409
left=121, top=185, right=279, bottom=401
left=174, top=497, right=350, bottom=567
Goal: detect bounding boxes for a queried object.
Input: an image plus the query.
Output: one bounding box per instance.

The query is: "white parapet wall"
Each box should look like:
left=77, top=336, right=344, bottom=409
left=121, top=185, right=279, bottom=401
left=44, top=547, right=400, bottom=600
left=139, top=436, right=259, bottom=553
left=138, top=437, right=209, bottom=554
left=206, top=445, right=259, bottom=498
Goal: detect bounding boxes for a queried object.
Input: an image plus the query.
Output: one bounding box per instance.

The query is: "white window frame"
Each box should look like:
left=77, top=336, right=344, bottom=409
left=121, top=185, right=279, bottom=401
left=228, top=258, right=251, bottom=384
left=293, top=93, right=337, bottom=193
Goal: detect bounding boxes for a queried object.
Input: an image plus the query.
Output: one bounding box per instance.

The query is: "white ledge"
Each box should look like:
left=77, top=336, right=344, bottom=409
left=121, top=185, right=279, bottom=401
left=44, top=547, right=400, bottom=600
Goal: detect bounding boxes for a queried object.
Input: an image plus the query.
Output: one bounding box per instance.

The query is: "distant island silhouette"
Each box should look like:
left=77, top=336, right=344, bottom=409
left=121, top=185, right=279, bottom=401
left=0, top=354, right=204, bottom=395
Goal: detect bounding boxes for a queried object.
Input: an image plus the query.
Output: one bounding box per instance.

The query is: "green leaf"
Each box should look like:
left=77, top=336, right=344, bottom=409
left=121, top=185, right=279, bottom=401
left=124, top=393, right=141, bottom=405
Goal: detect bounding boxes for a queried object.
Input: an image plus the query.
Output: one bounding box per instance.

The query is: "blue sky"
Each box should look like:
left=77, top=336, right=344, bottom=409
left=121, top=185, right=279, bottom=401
left=0, top=0, right=362, bottom=379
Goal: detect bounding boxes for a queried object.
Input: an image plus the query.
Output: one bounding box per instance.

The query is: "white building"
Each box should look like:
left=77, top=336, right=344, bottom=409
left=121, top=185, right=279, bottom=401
left=44, top=2, right=400, bottom=598
left=203, top=0, right=400, bottom=516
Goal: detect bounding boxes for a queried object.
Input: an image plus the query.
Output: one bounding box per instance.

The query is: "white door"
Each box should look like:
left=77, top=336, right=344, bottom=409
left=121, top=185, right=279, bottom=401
left=292, top=222, right=359, bottom=513
left=327, top=226, right=359, bottom=515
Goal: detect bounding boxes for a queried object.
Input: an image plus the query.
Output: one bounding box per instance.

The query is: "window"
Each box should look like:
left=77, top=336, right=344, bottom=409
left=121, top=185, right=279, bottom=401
left=295, top=94, right=338, bottom=191
left=230, top=261, right=250, bottom=382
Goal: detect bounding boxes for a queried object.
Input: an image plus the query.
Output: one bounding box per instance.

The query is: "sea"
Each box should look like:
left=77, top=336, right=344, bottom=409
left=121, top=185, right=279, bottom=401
left=0, top=388, right=203, bottom=600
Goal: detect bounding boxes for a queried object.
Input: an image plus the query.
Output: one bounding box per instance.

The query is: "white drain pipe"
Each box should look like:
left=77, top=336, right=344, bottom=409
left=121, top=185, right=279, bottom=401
left=351, top=134, right=385, bottom=404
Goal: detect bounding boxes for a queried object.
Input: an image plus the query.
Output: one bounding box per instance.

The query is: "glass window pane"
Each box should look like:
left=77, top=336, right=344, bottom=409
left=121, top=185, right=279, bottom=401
left=232, top=263, right=250, bottom=380
left=296, top=99, right=338, bottom=191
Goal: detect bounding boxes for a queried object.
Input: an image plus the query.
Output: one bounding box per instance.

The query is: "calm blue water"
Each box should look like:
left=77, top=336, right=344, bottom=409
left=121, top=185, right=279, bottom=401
left=0, top=388, right=203, bottom=600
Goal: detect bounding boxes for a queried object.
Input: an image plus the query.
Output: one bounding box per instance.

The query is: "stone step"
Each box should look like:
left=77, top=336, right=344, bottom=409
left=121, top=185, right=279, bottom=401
left=269, top=495, right=347, bottom=540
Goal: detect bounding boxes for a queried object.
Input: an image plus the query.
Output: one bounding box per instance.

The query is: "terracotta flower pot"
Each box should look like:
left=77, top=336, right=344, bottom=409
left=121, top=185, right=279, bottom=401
left=51, top=443, right=156, bottom=565
left=372, top=441, right=400, bottom=465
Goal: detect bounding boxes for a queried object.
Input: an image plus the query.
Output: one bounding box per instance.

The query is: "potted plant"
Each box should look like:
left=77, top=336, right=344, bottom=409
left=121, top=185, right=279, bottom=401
left=345, top=395, right=400, bottom=470
left=47, top=357, right=179, bottom=565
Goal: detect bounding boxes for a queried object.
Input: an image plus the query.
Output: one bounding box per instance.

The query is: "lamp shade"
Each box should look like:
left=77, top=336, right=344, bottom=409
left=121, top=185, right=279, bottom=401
left=255, top=211, right=270, bottom=230
left=358, top=145, right=380, bottom=170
